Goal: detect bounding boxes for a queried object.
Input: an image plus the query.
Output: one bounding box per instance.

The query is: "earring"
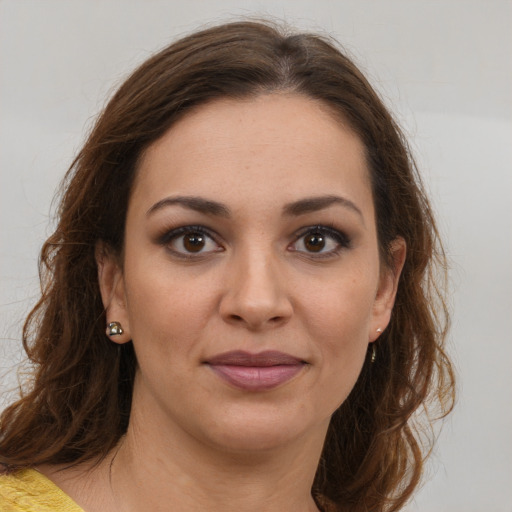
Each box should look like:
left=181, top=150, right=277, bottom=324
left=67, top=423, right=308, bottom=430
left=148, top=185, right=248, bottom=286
left=107, top=321, right=124, bottom=336
left=371, top=328, right=382, bottom=363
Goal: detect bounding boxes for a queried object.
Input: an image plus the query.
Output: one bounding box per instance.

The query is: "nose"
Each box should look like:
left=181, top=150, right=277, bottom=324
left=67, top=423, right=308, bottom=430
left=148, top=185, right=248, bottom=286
left=219, top=249, right=293, bottom=331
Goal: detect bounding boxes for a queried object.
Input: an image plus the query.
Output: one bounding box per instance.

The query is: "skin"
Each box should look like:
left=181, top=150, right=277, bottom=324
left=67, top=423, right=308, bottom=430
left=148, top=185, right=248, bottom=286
left=42, top=93, right=405, bottom=512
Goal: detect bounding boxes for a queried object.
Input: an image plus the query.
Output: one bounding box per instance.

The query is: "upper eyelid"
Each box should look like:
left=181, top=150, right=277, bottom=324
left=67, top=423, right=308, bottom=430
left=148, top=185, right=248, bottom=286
left=157, top=223, right=350, bottom=248
left=157, top=224, right=220, bottom=244
left=293, top=225, right=349, bottom=241
left=294, top=224, right=335, bottom=236
left=159, top=226, right=223, bottom=259
left=290, top=225, right=351, bottom=253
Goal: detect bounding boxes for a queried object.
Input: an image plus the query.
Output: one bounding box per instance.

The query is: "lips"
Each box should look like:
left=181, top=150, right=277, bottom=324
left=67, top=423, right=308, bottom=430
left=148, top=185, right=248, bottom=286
left=205, top=350, right=306, bottom=391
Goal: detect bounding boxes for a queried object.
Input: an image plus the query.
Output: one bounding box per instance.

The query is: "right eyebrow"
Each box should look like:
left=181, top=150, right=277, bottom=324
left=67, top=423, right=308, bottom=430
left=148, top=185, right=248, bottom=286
left=146, top=196, right=231, bottom=218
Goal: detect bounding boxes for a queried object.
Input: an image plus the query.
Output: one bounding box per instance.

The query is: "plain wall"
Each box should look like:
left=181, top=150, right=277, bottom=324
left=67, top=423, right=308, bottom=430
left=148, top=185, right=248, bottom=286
left=1, top=1, right=511, bottom=510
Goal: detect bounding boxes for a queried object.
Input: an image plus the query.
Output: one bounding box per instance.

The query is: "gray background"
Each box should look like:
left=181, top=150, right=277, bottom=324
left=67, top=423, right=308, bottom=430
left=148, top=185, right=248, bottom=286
left=1, top=1, right=511, bottom=510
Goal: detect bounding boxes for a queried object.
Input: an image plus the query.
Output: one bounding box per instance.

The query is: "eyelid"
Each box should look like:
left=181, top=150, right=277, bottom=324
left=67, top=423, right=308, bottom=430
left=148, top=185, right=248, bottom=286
left=155, top=223, right=350, bottom=259
left=289, top=225, right=351, bottom=256
left=157, top=224, right=210, bottom=243
left=157, top=225, right=224, bottom=258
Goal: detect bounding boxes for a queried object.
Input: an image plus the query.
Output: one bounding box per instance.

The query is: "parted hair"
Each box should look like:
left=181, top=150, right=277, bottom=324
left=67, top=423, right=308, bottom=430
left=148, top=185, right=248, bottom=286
left=0, top=20, right=455, bottom=512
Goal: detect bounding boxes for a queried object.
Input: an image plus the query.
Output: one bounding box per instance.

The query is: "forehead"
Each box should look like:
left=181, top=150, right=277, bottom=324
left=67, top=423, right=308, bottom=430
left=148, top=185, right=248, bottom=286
left=132, top=94, right=373, bottom=217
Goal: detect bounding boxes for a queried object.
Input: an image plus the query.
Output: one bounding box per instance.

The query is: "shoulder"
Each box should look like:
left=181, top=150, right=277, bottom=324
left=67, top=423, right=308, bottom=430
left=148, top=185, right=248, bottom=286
left=0, top=468, right=84, bottom=512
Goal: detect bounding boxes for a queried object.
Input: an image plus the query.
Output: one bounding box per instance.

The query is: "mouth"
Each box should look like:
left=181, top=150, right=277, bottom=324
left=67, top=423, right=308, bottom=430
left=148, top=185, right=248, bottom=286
left=204, top=350, right=307, bottom=391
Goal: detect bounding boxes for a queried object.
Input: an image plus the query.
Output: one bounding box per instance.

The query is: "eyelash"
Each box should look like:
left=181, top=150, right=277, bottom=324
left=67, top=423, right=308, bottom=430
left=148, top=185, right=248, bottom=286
left=158, top=225, right=222, bottom=259
left=157, top=224, right=351, bottom=260
left=290, top=225, right=351, bottom=258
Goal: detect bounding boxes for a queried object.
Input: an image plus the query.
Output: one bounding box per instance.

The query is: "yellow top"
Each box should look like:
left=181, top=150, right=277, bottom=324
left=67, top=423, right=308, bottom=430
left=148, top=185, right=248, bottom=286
left=0, top=469, right=84, bottom=512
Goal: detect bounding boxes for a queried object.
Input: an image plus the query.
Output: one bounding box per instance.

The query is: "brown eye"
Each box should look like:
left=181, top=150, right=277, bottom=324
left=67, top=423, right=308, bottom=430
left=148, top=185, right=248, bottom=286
left=290, top=226, right=350, bottom=257
left=304, top=233, right=325, bottom=252
left=163, top=227, right=221, bottom=257
left=183, top=233, right=206, bottom=252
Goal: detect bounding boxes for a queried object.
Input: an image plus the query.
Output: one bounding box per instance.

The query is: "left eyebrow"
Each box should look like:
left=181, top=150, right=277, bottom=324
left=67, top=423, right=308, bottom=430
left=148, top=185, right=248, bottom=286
left=283, top=195, right=364, bottom=223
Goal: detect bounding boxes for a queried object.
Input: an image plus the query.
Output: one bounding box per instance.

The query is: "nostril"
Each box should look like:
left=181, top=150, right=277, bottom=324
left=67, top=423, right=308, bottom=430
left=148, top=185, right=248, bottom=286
left=228, top=313, right=283, bottom=325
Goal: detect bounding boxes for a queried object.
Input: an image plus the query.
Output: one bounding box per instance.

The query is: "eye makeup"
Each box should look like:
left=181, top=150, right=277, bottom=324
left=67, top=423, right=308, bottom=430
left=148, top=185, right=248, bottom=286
left=154, top=220, right=352, bottom=263
left=157, top=224, right=224, bottom=259
left=289, top=225, right=351, bottom=259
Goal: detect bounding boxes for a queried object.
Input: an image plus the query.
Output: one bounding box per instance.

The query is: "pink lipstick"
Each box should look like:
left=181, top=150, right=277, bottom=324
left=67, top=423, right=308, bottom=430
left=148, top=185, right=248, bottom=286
left=205, top=350, right=306, bottom=391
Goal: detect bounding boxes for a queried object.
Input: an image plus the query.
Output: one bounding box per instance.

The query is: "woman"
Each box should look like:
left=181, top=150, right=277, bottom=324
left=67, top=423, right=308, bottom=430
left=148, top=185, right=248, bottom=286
left=0, top=20, right=454, bottom=512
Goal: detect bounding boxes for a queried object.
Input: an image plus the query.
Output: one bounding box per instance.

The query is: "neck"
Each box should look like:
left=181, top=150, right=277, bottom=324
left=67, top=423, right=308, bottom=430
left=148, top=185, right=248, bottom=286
left=108, top=398, right=327, bottom=512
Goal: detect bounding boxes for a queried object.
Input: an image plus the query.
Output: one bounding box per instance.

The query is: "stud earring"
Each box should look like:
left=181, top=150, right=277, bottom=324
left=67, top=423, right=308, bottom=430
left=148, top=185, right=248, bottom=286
left=106, top=321, right=124, bottom=336
left=376, top=327, right=383, bottom=334
left=371, top=344, right=377, bottom=363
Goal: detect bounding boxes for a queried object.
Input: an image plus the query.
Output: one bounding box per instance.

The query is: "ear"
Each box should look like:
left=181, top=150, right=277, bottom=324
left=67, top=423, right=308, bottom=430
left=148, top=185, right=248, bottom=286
left=95, top=241, right=131, bottom=344
left=369, top=237, right=406, bottom=342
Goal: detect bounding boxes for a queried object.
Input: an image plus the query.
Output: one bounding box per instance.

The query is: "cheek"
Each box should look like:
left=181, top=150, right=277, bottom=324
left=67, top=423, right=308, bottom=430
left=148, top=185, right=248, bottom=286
left=302, top=270, right=377, bottom=342
left=306, top=314, right=370, bottom=416
left=299, top=271, right=377, bottom=394
left=123, top=261, right=216, bottom=358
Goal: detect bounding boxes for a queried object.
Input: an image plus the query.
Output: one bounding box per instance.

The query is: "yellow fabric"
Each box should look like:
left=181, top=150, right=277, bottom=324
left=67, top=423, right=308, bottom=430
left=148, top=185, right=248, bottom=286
left=0, top=469, right=84, bottom=512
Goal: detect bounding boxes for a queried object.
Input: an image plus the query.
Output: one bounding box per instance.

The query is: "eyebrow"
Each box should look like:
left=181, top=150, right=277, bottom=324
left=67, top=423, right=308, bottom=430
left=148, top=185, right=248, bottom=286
left=283, top=195, right=364, bottom=222
left=147, top=196, right=231, bottom=217
left=146, top=194, right=363, bottom=222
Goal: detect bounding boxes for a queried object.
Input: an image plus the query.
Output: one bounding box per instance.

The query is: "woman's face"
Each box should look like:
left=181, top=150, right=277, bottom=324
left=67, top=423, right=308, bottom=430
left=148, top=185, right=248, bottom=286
left=99, top=94, right=403, bottom=453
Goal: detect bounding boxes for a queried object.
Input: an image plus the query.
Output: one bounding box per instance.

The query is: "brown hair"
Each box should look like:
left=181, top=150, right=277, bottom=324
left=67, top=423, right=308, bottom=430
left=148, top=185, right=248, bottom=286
left=0, top=20, right=454, bottom=511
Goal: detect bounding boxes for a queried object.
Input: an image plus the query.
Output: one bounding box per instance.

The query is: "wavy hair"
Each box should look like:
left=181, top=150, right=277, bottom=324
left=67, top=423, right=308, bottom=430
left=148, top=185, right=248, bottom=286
left=0, top=20, right=455, bottom=511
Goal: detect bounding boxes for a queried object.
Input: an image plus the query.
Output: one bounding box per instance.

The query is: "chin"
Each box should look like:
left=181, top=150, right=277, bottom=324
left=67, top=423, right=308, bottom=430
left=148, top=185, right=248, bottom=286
left=198, top=403, right=328, bottom=456
left=209, top=426, right=303, bottom=455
